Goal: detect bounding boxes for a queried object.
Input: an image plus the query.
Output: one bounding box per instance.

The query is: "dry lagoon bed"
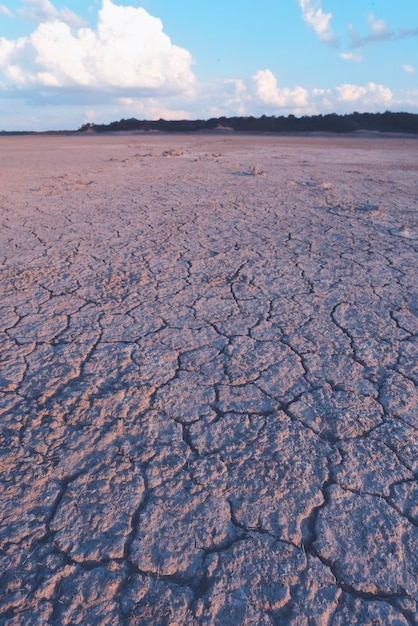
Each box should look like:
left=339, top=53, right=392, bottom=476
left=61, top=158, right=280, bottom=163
left=0, top=133, right=417, bottom=625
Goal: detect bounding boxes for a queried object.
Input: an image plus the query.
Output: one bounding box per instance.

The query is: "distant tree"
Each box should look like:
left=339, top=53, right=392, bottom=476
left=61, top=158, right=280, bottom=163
left=80, top=112, right=418, bottom=135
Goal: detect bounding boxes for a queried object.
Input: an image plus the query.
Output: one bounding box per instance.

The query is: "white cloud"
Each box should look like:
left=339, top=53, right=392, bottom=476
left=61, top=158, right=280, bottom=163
left=17, top=0, right=85, bottom=27
left=401, top=64, right=415, bottom=73
left=0, top=5, right=12, bottom=17
left=253, top=69, right=309, bottom=108
left=0, top=0, right=195, bottom=95
left=298, top=0, right=336, bottom=44
left=340, top=52, right=362, bottom=62
left=313, top=82, right=393, bottom=112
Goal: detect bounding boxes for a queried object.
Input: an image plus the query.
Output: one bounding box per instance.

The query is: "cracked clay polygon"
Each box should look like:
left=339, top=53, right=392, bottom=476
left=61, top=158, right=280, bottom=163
left=0, top=134, right=417, bottom=624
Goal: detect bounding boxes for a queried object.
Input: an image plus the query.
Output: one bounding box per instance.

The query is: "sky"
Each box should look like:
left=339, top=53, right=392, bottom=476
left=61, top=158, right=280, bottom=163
left=0, top=0, right=417, bottom=130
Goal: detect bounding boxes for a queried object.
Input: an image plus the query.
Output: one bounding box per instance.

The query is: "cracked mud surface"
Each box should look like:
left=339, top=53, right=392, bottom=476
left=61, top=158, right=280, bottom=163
left=1, top=133, right=417, bottom=625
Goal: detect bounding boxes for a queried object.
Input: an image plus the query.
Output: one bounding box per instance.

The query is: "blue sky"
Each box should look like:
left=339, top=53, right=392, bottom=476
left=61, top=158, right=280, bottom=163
left=0, top=0, right=417, bottom=130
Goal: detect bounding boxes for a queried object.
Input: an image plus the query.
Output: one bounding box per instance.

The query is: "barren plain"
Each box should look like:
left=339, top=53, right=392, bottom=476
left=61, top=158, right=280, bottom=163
left=0, top=133, right=417, bottom=625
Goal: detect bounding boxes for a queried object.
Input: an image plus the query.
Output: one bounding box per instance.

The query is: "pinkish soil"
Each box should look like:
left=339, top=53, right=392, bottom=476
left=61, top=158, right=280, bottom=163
left=0, top=133, right=417, bottom=625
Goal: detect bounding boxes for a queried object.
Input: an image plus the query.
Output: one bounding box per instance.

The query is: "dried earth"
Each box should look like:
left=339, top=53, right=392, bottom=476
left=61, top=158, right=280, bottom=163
left=0, top=133, right=417, bottom=625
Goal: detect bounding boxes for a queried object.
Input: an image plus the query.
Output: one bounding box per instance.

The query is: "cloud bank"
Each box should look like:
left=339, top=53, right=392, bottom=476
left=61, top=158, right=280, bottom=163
left=314, top=82, right=393, bottom=112
left=119, top=72, right=394, bottom=123
left=0, top=0, right=195, bottom=95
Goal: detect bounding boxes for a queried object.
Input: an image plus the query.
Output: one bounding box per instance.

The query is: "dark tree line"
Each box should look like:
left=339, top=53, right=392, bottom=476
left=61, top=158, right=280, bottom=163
left=80, top=111, right=418, bottom=135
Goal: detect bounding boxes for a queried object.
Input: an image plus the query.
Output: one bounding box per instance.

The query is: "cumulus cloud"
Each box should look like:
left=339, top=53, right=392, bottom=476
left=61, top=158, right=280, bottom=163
left=350, top=14, right=418, bottom=49
left=0, top=0, right=195, bottom=96
left=313, top=82, right=393, bottom=112
left=17, top=0, right=85, bottom=27
left=0, top=5, right=12, bottom=17
left=337, top=83, right=392, bottom=105
left=340, top=52, right=362, bottom=62
left=253, top=69, right=309, bottom=109
left=298, top=0, right=336, bottom=44
left=401, top=64, right=415, bottom=73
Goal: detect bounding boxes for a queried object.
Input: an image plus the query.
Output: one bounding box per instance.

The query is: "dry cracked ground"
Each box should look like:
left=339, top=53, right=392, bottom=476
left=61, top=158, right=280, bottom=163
left=0, top=133, right=417, bottom=625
